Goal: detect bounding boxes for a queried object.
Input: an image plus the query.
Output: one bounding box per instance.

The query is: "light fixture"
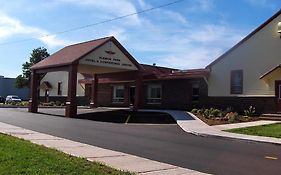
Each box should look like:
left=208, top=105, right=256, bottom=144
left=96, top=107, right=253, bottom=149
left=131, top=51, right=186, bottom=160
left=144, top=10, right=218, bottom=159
left=278, top=22, right=281, bottom=38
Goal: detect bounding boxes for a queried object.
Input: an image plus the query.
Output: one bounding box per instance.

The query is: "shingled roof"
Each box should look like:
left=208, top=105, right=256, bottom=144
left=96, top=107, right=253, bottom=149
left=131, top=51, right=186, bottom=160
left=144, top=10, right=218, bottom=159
left=31, top=36, right=141, bottom=70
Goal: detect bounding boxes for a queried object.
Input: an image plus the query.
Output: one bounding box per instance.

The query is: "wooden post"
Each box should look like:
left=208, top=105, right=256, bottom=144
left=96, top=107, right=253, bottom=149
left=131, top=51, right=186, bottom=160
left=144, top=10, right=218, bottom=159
left=65, top=64, right=78, bottom=118
left=90, top=74, right=98, bottom=108
left=133, top=72, right=142, bottom=111
left=28, top=70, right=39, bottom=113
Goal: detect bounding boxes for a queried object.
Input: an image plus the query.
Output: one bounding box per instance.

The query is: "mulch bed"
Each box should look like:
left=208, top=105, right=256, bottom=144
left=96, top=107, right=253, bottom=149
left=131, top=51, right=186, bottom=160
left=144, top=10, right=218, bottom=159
left=196, top=115, right=259, bottom=126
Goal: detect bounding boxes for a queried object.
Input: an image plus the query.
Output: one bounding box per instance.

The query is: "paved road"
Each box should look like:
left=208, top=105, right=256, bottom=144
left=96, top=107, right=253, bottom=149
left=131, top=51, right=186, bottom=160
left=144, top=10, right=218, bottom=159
left=0, top=108, right=280, bottom=175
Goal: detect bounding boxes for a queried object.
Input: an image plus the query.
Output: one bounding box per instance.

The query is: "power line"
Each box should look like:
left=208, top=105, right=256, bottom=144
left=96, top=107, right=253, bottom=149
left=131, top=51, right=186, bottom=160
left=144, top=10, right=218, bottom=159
left=0, top=0, right=186, bottom=46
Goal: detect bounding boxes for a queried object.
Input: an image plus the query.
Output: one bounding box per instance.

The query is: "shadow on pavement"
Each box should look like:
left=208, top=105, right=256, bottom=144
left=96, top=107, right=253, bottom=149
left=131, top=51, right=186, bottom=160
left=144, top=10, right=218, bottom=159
left=76, top=110, right=176, bottom=124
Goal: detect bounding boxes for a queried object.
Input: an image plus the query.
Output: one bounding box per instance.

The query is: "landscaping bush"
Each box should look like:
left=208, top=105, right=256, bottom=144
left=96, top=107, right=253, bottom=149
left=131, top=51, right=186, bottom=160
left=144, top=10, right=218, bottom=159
left=203, top=109, right=211, bottom=118
left=210, top=108, right=223, bottom=118
left=55, top=101, right=62, bottom=106
left=18, top=101, right=29, bottom=106
left=226, top=112, right=239, bottom=123
left=197, top=109, right=204, bottom=115
left=244, top=106, right=256, bottom=117
left=191, top=108, right=198, bottom=114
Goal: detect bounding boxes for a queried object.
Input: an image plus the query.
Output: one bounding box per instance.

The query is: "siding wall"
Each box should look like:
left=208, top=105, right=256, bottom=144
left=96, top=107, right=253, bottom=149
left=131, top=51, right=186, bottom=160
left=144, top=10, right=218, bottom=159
left=208, top=14, right=281, bottom=97
left=40, top=71, right=85, bottom=97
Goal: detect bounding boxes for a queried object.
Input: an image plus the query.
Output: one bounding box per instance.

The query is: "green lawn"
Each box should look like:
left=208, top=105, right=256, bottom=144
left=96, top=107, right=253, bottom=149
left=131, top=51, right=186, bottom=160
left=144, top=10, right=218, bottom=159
left=0, top=134, right=133, bottom=175
left=226, top=123, right=281, bottom=138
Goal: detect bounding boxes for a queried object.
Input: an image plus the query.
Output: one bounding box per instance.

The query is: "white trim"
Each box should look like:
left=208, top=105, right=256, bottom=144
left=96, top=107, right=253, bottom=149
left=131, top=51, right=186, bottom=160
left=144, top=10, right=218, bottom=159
left=208, top=95, right=275, bottom=97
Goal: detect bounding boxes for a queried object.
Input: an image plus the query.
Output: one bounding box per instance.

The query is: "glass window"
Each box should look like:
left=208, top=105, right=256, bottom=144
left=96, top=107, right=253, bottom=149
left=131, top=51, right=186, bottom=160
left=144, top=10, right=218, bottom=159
left=231, top=70, right=243, bottom=94
left=113, top=85, right=124, bottom=103
left=192, top=83, right=200, bottom=102
left=57, top=82, right=62, bottom=96
left=147, top=84, right=162, bottom=104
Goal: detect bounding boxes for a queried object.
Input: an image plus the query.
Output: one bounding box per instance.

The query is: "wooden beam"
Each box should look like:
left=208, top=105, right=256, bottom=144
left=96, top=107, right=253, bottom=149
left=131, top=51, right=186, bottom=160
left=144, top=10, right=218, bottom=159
left=28, top=70, right=39, bottom=113
left=90, top=74, right=99, bottom=108
left=65, top=64, right=78, bottom=118
left=133, top=72, right=143, bottom=111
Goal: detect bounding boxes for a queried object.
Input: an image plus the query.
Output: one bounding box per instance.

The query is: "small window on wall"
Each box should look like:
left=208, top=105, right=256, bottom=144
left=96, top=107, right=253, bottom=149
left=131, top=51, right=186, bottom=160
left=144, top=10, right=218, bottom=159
left=57, top=82, right=62, bottom=96
left=147, top=84, right=162, bottom=104
left=231, top=70, right=243, bottom=94
left=113, top=85, right=124, bottom=103
left=192, top=83, right=200, bottom=102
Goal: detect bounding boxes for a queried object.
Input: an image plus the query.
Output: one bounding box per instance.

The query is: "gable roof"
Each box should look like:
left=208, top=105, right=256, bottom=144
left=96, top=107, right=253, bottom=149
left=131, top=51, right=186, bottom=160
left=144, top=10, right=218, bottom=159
left=31, top=36, right=142, bottom=70
left=259, top=64, right=281, bottom=79
left=206, top=9, right=281, bottom=69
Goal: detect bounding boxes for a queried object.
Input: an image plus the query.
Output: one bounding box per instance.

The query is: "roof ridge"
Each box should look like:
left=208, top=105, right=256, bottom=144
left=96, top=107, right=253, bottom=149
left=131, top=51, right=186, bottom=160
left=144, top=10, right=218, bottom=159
left=65, top=36, right=113, bottom=48
left=140, top=63, right=177, bottom=70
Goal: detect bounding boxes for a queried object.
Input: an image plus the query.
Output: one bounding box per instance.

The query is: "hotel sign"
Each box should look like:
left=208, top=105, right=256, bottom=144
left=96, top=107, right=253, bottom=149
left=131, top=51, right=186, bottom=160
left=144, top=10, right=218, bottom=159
left=79, top=41, right=137, bottom=70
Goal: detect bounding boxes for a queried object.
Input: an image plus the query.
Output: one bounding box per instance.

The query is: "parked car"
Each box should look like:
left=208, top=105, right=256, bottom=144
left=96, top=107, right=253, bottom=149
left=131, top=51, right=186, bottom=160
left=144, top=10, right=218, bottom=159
left=5, top=95, right=22, bottom=104
left=0, top=96, right=5, bottom=103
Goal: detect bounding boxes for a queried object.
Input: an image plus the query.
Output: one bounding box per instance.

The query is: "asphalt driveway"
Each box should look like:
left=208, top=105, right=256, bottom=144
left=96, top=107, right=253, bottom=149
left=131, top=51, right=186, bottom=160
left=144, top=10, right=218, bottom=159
left=0, top=108, right=280, bottom=175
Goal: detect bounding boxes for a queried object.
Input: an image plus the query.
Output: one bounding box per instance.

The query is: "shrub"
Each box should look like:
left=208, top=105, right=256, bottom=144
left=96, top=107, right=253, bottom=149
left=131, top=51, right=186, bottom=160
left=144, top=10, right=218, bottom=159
left=203, top=109, right=211, bottom=118
left=55, top=101, right=62, bottom=106
left=244, top=106, right=256, bottom=117
left=197, top=109, right=204, bottom=115
left=191, top=108, right=198, bottom=114
left=210, top=109, right=223, bottom=117
left=226, top=112, right=239, bottom=123
left=49, top=101, right=55, bottom=106
left=18, top=101, right=29, bottom=106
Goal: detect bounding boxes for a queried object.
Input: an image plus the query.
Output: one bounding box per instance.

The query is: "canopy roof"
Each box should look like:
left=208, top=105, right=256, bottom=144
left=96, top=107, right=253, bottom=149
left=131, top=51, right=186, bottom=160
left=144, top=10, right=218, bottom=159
left=260, top=64, right=281, bottom=79
left=31, top=36, right=141, bottom=70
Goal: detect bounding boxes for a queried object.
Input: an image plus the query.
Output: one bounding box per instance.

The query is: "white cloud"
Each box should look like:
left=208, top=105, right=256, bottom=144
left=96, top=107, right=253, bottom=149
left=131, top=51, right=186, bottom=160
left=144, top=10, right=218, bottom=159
left=137, top=0, right=148, bottom=9
left=187, top=0, right=214, bottom=12
left=124, top=20, right=245, bottom=69
left=60, top=0, right=141, bottom=25
left=0, top=13, right=71, bottom=48
left=244, top=0, right=276, bottom=8
left=162, top=10, right=188, bottom=24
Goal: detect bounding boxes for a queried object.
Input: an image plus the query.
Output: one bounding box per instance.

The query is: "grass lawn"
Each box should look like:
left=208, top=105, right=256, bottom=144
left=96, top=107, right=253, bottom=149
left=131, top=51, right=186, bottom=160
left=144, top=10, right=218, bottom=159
left=0, top=134, right=133, bottom=175
left=226, top=123, right=281, bottom=138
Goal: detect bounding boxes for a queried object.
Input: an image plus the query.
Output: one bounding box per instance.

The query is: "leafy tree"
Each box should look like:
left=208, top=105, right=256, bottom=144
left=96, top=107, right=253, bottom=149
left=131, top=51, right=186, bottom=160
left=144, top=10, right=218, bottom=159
left=15, top=47, right=49, bottom=88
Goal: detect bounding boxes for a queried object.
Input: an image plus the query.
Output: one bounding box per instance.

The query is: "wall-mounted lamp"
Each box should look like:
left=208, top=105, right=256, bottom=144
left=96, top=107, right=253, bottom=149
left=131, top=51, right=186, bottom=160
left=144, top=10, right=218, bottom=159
left=278, top=22, right=281, bottom=38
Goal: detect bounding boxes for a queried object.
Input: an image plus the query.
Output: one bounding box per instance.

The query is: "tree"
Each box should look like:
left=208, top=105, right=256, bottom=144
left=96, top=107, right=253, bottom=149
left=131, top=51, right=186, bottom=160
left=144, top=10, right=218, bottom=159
left=15, top=47, right=50, bottom=88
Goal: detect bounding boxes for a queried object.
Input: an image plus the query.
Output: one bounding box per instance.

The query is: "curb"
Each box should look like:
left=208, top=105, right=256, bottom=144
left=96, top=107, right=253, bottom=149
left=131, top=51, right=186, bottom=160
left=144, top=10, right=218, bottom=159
left=0, top=121, right=210, bottom=175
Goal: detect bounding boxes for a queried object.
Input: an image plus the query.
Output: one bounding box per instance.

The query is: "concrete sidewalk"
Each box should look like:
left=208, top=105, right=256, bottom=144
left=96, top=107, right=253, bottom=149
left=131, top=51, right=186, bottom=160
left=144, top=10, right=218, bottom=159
left=213, top=120, right=279, bottom=130
left=0, top=121, right=209, bottom=175
left=141, top=109, right=281, bottom=145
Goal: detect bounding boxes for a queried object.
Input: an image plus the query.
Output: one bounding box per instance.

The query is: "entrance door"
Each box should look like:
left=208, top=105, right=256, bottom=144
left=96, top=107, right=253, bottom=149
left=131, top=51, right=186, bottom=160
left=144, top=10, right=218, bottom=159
left=129, top=87, right=135, bottom=105
left=275, top=81, right=281, bottom=112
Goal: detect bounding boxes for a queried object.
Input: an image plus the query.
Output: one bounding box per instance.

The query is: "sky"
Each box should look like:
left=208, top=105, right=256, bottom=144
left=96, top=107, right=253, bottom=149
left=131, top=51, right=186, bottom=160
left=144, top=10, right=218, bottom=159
left=0, top=0, right=280, bottom=78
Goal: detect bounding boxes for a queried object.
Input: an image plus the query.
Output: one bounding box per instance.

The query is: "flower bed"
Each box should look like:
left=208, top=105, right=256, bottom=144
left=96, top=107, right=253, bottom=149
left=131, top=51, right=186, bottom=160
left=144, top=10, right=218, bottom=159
left=191, top=106, right=259, bottom=126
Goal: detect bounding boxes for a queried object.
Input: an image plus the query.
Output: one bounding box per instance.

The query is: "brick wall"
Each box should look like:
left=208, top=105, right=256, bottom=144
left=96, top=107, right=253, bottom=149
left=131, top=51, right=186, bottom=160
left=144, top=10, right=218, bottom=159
left=203, top=96, right=276, bottom=114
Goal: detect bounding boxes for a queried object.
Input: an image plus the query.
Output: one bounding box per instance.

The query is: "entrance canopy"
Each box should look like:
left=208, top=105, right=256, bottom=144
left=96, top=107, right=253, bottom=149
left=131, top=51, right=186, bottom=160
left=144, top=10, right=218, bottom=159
left=29, top=36, right=143, bottom=118
left=260, top=64, right=281, bottom=83
left=32, top=36, right=142, bottom=73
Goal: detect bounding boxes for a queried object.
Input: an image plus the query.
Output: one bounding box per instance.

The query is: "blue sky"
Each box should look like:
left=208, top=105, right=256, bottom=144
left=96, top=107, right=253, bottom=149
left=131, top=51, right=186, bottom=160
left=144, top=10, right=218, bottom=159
left=0, top=0, right=280, bottom=78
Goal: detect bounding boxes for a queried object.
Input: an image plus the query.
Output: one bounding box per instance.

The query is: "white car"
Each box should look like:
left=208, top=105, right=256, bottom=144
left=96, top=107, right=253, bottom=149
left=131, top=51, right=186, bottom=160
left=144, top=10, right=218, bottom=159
left=6, top=95, right=22, bottom=103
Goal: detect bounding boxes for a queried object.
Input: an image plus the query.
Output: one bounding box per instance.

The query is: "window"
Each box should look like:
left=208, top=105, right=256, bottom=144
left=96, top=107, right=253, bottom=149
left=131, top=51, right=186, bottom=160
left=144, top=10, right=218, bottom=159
left=147, top=84, right=162, bottom=104
left=57, top=82, right=62, bottom=96
left=192, top=83, right=200, bottom=102
left=113, top=85, right=124, bottom=103
left=231, top=70, right=243, bottom=94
